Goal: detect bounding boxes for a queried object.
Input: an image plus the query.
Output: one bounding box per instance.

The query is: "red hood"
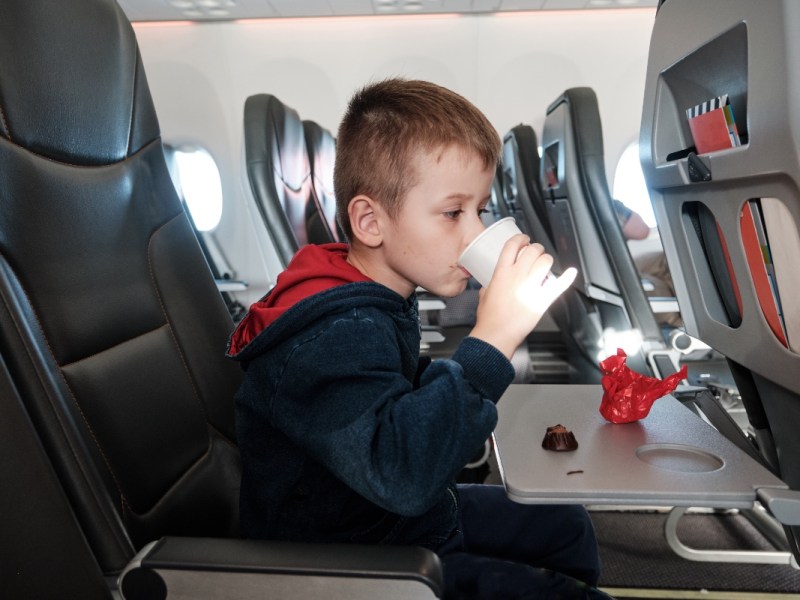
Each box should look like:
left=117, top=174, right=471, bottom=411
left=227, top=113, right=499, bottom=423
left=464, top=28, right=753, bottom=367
left=228, top=243, right=371, bottom=355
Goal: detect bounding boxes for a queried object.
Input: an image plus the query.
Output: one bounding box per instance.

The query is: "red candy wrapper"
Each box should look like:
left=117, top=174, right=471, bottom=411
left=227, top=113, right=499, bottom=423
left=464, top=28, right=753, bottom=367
left=599, top=349, right=687, bottom=423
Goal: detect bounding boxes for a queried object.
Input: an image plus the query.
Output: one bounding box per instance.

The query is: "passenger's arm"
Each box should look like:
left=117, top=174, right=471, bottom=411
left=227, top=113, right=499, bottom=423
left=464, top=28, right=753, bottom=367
left=614, top=198, right=650, bottom=240
left=469, top=235, right=576, bottom=359
left=268, top=315, right=511, bottom=516
left=622, top=209, right=651, bottom=240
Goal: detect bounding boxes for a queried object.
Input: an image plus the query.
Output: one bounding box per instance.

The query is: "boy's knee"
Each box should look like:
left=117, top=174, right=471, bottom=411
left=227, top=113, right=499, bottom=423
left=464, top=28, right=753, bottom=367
left=553, top=505, right=596, bottom=542
left=554, top=506, right=601, bottom=585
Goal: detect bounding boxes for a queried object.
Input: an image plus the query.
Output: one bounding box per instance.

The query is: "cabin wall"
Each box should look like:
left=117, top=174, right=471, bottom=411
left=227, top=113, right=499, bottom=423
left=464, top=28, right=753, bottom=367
left=133, top=9, right=656, bottom=306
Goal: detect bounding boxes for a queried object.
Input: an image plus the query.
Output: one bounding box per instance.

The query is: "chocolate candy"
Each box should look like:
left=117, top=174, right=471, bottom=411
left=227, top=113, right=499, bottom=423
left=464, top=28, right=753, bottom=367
left=541, top=424, right=578, bottom=451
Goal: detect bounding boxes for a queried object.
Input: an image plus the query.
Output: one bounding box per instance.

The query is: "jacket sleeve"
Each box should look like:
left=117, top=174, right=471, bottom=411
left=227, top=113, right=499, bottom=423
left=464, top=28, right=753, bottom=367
left=268, top=312, right=514, bottom=516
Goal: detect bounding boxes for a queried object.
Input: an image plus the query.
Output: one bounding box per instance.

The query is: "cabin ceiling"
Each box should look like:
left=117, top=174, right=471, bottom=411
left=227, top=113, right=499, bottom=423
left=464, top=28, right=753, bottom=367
left=118, top=0, right=657, bottom=22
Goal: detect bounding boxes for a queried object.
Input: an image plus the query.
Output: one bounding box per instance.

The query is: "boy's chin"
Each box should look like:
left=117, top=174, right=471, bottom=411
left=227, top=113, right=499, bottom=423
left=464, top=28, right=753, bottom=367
left=427, top=281, right=470, bottom=299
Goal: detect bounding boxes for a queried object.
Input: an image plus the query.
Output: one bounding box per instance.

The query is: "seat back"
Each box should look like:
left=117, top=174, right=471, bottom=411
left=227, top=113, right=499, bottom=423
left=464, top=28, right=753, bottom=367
left=243, top=94, right=316, bottom=266
left=487, top=164, right=509, bottom=222
left=0, top=353, right=112, bottom=598
left=501, top=125, right=556, bottom=255
left=640, top=0, right=800, bottom=560
left=541, top=87, right=665, bottom=375
left=303, top=119, right=342, bottom=243
left=0, top=0, right=244, bottom=576
left=499, top=124, right=606, bottom=383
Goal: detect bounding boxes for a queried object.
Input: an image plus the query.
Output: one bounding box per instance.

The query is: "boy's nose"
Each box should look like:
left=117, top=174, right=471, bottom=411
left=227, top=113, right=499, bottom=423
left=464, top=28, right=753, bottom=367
left=466, top=220, right=486, bottom=246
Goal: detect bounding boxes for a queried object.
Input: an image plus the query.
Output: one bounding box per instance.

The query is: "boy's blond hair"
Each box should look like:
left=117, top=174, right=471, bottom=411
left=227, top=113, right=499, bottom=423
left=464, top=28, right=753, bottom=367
left=334, top=78, right=501, bottom=241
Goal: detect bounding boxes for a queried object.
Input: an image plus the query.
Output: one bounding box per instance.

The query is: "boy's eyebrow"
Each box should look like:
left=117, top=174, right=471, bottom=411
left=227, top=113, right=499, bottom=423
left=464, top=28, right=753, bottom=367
left=439, top=192, right=481, bottom=202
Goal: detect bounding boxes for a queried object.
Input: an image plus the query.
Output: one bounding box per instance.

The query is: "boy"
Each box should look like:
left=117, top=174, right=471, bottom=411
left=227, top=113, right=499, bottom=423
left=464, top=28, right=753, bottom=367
left=229, top=78, right=609, bottom=598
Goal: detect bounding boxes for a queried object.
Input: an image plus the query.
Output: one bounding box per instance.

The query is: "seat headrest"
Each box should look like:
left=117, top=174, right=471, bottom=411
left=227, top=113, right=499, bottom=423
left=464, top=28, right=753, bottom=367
left=560, top=87, right=605, bottom=164
left=0, top=0, right=159, bottom=165
left=303, top=120, right=336, bottom=195
left=245, top=94, right=310, bottom=192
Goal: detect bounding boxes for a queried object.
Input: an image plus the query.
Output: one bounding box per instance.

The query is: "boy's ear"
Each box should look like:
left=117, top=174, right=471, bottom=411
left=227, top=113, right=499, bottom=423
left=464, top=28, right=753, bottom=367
left=347, top=195, right=384, bottom=248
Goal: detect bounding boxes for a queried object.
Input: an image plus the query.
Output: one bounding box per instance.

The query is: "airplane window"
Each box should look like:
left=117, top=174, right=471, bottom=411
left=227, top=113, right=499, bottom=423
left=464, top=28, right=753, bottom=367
left=612, top=142, right=657, bottom=228
left=171, top=146, right=223, bottom=232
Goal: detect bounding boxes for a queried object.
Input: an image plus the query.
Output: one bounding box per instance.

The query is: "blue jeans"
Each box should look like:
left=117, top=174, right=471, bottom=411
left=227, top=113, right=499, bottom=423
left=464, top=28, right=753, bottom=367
left=438, top=484, right=612, bottom=599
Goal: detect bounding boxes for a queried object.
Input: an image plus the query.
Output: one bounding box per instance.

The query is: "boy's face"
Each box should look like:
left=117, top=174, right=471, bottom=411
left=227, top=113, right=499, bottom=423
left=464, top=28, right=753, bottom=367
left=379, top=144, right=494, bottom=298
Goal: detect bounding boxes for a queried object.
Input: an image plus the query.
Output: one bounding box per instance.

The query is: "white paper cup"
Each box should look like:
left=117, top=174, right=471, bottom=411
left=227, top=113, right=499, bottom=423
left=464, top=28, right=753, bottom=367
left=458, top=217, right=523, bottom=287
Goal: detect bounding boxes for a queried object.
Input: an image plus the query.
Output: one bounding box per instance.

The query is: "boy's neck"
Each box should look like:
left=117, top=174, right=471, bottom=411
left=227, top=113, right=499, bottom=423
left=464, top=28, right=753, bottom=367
left=346, top=244, right=415, bottom=299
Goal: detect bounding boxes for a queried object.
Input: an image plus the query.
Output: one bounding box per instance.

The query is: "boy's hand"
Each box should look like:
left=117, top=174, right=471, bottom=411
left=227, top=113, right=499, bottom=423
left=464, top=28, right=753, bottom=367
left=469, top=234, right=577, bottom=359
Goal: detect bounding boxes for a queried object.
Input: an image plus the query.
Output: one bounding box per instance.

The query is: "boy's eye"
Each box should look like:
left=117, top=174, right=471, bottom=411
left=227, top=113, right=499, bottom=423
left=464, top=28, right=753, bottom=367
left=478, top=207, right=489, bottom=216
left=444, top=209, right=463, bottom=219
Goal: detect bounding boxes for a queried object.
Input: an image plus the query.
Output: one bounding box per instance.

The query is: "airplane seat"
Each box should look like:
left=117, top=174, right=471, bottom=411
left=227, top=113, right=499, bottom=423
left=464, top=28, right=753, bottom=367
left=498, top=125, right=575, bottom=383
left=302, top=119, right=343, bottom=244
left=540, top=87, right=674, bottom=378
left=501, top=124, right=606, bottom=383
left=488, top=163, right=509, bottom=221
left=501, top=125, right=556, bottom=253
left=0, top=352, right=112, bottom=598
left=243, top=94, right=317, bottom=267
left=640, top=0, right=800, bottom=564
left=0, top=1, right=442, bottom=597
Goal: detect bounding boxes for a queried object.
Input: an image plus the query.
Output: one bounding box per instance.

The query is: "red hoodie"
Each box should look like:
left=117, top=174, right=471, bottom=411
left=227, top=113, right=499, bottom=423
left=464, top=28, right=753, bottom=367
left=228, top=243, right=372, bottom=356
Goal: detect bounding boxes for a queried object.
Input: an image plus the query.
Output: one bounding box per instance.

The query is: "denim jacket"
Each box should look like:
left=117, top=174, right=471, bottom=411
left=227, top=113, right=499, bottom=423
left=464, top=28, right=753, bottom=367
left=229, top=281, right=514, bottom=550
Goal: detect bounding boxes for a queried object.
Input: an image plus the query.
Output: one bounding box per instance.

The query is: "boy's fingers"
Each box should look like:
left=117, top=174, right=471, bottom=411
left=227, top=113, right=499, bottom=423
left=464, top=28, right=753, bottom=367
left=515, top=266, right=577, bottom=315
left=544, top=267, right=577, bottom=299
left=497, top=234, right=531, bottom=266
left=528, top=251, right=554, bottom=279
left=516, top=242, right=546, bottom=265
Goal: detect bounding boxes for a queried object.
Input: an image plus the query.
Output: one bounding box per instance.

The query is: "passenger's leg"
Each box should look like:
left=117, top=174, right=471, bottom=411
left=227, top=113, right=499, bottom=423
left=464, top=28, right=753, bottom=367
left=440, top=551, right=613, bottom=599
left=456, top=484, right=601, bottom=586
left=635, top=250, right=683, bottom=328
left=438, top=484, right=612, bottom=599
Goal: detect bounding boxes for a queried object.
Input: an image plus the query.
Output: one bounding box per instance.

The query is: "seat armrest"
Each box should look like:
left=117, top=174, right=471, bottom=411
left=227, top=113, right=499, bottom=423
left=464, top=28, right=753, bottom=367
left=421, top=326, right=445, bottom=344
left=648, top=295, right=679, bottom=313
left=119, top=537, right=443, bottom=600
left=758, top=488, right=800, bottom=527
left=419, top=299, right=446, bottom=311
left=215, top=279, right=248, bottom=292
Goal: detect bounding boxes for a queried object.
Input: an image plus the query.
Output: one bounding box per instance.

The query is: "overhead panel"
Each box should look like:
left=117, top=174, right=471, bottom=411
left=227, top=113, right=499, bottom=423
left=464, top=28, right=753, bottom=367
left=331, top=0, right=376, bottom=15
left=268, top=0, right=335, bottom=17
left=499, top=0, right=546, bottom=10
left=371, top=0, right=449, bottom=14
left=118, top=0, right=658, bottom=21
left=118, top=0, right=281, bottom=21
left=442, top=0, right=474, bottom=13
left=542, top=0, right=590, bottom=9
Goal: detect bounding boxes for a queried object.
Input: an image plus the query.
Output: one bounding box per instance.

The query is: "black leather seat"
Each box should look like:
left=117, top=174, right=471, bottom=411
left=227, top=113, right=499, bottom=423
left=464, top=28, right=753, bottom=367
left=0, top=1, right=441, bottom=597
left=501, top=125, right=556, bottom=255
left=540, top=87, right=672, bottom=377
left=488, top=164, right=510, bottom=222
left=303, top=119, right=341, bottom=243
left=243, top=94, right=318, bottom=266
